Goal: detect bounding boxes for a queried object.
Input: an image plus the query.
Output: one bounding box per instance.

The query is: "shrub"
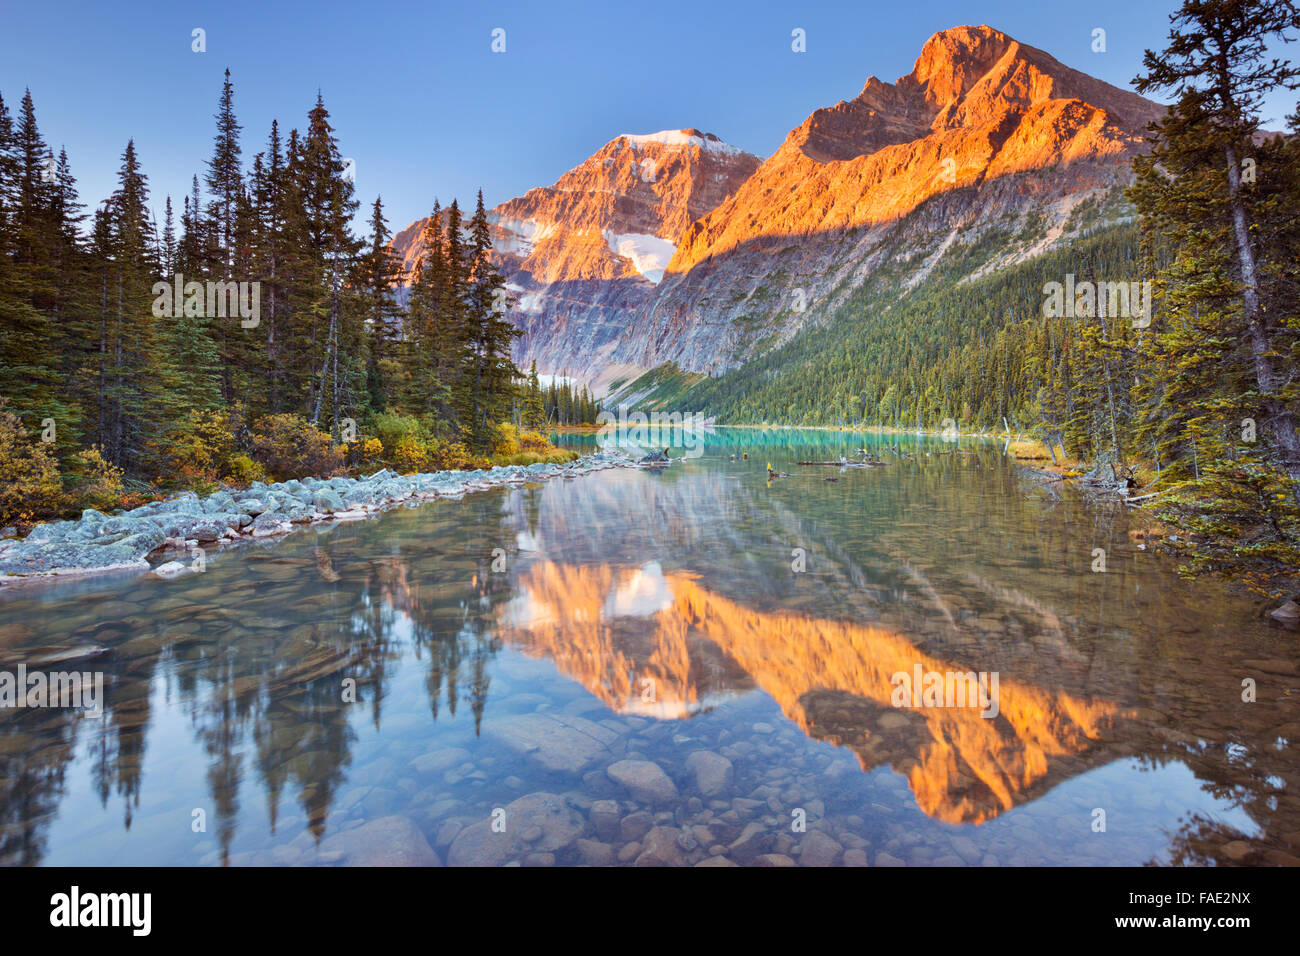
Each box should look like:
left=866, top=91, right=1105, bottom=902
left=369, top=412, right=427, bottom=457
left=392, top=434, right=430, bottom=473
left=427, top=439, right=490, bottom=471
left=493, top=422, right=522, bottom=457
left=0, top=406, right=63, bottom=525
left=249, top=414, right=345, bottom=481
left=65, top=446, right=126, bottom=512
left=160, top=409, right=238, bottom=485
left=224, top=453, right=267, bottom=487
left=490, top=422, right=575, bottom=466
left=518, top=430, right=552, bottom=453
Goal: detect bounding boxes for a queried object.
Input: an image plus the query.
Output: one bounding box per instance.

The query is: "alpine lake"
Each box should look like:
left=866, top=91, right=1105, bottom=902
left=1, top=429, right=1295, bottom=867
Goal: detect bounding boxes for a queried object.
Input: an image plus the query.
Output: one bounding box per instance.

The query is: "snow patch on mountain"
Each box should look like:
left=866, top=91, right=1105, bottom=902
left=602, top=231, right=676, bottom=284
left=492, top=216, right=553, bottom=257
left=619, top=130, right=746, bottom=157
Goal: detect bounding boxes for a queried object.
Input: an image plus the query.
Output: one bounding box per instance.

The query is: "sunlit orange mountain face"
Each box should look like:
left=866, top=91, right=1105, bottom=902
left=392, top=24, right=1164, bottom=385
left=496, top=559, right=1127, bottom=825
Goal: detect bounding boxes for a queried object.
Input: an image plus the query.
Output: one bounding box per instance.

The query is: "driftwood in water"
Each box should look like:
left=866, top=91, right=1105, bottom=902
left=796, top=460, right=889, bottom=467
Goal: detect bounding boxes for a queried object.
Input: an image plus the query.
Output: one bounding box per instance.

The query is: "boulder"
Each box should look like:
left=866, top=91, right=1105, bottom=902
left=685, top=750, right=734, bottom=797
left=0, top=528, right=163, bottom=577
left=484, top=713, right=622, bottom=774
left=447, top=792, right=583, bottom=867
left=317, top=815, right=441, bottom=866
left=606, top=759, right=679, bottom=805
left=635, top=826, right=689, bottom=866
left=798, top=830, right=843, bottom=867
left=588, top=800, right=621, bottom=841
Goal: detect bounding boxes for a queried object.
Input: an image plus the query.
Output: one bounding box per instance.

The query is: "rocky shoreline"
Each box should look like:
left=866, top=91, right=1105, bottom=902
left=0, top=451, right=636, bottom=585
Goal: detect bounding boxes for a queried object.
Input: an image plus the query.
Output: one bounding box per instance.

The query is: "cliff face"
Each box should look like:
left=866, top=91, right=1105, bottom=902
left=621, top=24, right=1165, bottom=375
left=390, top=130, right=761, bottom=383
left=394, top=25, right=1164, bottom=387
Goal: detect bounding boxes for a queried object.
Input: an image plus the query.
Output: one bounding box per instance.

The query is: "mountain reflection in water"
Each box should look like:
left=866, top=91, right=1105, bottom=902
left=0, top=433, right=1295, bottom=866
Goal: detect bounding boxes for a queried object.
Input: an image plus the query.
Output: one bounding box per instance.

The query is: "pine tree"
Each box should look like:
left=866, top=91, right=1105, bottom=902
left=523, top=359, right=545, bottom=430
left=1132, top=0, right=1300, bottom=502
left=358, top=196, right=402, bottom=412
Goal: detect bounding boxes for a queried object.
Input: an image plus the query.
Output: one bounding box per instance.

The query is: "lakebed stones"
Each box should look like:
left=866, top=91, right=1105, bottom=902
left=485, top=713, right=622, bottom=774
left=447, top=792, right=583, bottom=867
left=0, top=450, right=634, bottom=583
left=589, top=799, right=622, bottom=841
left=606, top=759, right=679, bottom=805
left=317, top=815, right=442, bottom=866
left=685, top=750, right=734, bottom=797
left=798, top=829, right=843, bottom=867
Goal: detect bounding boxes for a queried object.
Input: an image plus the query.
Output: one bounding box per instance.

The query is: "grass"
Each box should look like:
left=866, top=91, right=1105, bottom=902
left=490, top=448, right=580, bottom=467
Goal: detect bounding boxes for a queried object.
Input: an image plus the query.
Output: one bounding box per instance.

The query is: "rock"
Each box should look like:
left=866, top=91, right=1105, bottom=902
left=619, top=811, right=654, bottom=843
left=0, top=529, right=163, bottom=578
left=313, top=490, right=345, bottom=512
left=799, top=830, right=843, bottom=867
left=317, top=815, right=441, bottom=866
left=99, top=515, right=162, bottom=538
left=434, top=821, right=462, bottom=849
left=617, top=842, right=641, bottom=863
left=251, top=512, right=292, bottom=537
left=151, top=561, right=191, bottom=579
left=576, top=838, right=615, bottom=866
left=685, top=751, right=734, bottom=797
left=635, top=826, right=688, bottom=866
left=843, top=848, right=869, bottom=866
left=589, top=800, right=621, bottom=841
left=875, top=851, right=906, bottom=867
left=607, top=760, right=679, bottom=805
left=728, top=822, right=771, bottom=863
left=1268, top=600, right=1299, bottom=623
left=447, top=792, right=583, bottom=867
left=411, top=747, right=472, bottom=774
left=754, top=853, right=797, bottom=867
left=485, top=714, right=621, bottom=773
left=695, top=856, right=737, bottom=867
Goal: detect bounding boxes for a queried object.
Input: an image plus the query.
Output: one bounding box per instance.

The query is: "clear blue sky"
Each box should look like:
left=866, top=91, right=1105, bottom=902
left=1, top=0, right=1293, bottom=234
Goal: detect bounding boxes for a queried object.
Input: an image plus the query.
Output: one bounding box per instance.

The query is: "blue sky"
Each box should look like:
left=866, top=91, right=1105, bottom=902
left=1, top=0, right=1294, bottom=234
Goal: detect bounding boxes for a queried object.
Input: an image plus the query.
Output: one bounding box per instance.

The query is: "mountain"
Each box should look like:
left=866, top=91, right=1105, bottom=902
left=394, top=24, right=1165, bottom=394
left=390, top=130, right=761, bottom=388
left=621, top=24, right=1165, bottom=380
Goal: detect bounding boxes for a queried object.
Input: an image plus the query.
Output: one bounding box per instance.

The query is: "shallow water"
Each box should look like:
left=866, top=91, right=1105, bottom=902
left=1, top=430, right=1296, bottom=866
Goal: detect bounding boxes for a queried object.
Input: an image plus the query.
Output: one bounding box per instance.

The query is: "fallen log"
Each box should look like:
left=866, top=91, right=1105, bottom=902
left=796, top=460, right=889, bottom=467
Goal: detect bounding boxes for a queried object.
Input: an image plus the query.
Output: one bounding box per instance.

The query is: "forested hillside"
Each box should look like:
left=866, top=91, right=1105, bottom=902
left=0, top=73, right=589, bottom=526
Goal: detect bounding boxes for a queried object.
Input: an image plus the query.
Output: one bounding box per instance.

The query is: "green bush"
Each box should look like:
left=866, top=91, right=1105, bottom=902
left=249, top=414, right=345, bottom=481
left=0, top=405, right=63, bottom=526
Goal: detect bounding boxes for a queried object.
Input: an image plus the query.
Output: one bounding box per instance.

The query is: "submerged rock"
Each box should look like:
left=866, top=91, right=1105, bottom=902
left=317, top=815, right=441, bottom=866
left=485, top=713, right=622, bottom=773
left=606, top=759, right=679, bottom=805
left=685, top=750, right=734, bottom=797
left=447, top=792, right=583, bottom=867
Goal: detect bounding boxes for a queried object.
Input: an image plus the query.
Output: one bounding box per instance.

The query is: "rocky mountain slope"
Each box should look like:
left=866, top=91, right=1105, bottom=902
left=395, top=24, right=1164, bottom=391
left=390, top=130, right=760, bottom=385
left=622, top=24, right=1164, bottom=378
